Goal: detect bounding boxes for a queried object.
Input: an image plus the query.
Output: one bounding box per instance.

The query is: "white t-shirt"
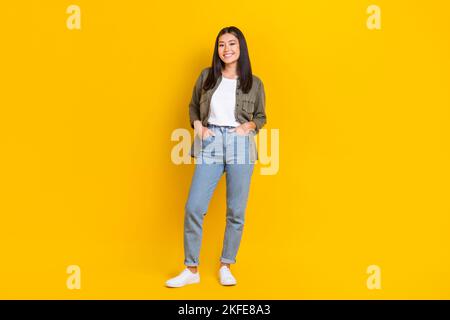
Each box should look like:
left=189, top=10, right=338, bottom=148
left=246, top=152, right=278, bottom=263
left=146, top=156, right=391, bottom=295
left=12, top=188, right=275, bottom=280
left=207, top=76, right=241, bottom=127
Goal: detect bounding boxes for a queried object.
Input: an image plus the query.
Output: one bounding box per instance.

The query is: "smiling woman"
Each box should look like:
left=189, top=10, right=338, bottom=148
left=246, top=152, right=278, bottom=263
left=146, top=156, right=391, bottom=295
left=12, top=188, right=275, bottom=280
left=219, top=34, right=240, bottom=71
left=166, top=26, right=267, bottom=288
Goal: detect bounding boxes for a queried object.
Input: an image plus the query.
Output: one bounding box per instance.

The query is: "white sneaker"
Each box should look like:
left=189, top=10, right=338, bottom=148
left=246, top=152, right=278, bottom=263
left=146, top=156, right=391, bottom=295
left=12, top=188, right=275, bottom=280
left=165, top=268, right=200, bottom=288
left=219, top=266, right=237, bottom=286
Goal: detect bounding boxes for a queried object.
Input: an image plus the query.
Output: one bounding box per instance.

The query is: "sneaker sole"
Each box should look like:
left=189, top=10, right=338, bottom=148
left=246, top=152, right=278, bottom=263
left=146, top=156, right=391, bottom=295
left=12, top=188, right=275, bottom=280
left=165, top=277, right=200, bottom=288
left=220, top=280, right=237, bottom=286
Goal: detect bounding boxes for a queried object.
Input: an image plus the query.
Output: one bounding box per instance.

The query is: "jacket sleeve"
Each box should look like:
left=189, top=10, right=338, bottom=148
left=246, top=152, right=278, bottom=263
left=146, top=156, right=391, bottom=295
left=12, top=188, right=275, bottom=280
left=188, top=69, right=204, bottom=129
left=252, top=80, right=267, bottom=133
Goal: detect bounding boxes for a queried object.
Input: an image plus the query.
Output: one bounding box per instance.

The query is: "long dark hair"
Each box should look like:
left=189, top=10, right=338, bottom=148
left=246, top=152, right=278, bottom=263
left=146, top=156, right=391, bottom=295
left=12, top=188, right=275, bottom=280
left=203, top=26, right=253, bottom=94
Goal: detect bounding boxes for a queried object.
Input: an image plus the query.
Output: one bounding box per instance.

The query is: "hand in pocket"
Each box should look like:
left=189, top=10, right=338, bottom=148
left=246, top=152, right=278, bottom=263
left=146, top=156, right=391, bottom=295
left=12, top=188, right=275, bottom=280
left=229, top=123, right=254, bottom=136
left=201, top=127, right=215, bottom=140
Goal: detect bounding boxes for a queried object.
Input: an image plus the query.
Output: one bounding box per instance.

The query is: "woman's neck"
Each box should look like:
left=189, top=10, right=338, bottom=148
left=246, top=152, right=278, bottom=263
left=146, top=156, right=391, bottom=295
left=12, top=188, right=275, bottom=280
left=222, top=63, right=238, bottom=79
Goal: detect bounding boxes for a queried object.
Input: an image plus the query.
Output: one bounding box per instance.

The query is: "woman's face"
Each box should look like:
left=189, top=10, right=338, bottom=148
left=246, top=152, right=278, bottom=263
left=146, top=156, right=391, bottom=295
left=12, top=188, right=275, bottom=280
left=218, top=33, right=240, bottom=65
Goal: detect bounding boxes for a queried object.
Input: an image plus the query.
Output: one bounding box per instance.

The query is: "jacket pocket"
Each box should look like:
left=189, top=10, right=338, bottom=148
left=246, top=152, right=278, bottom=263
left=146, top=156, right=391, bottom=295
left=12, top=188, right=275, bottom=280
left=242, top=98, right=256, bottom=113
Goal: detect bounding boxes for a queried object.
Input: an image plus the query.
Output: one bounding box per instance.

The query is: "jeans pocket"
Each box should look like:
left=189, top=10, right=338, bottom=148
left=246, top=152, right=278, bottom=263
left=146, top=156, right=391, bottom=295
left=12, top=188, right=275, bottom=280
left=235, top=130, right=253, bottom=137
left=201, top=135, right=215, bottom=148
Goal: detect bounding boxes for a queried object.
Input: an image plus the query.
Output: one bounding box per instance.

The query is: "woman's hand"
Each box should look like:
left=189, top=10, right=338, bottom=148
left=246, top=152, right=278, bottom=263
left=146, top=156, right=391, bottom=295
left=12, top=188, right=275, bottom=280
left=200, top=126, right=215, bottom=139
left=230, top=121, right=256, bottom=135
left=193, top=120, right=215, bottom=140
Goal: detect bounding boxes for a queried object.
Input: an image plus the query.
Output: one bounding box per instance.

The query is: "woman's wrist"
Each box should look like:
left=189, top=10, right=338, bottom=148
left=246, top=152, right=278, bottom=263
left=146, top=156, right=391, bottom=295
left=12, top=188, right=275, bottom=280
left=244, top=121, right=256, bottom=131
left=193, top=120, right=203, bottom=136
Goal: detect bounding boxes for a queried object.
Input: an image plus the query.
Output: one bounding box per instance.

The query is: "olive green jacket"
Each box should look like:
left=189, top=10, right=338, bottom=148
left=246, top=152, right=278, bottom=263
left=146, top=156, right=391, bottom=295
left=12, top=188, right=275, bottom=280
left=188, top=67, right=267, bottom=134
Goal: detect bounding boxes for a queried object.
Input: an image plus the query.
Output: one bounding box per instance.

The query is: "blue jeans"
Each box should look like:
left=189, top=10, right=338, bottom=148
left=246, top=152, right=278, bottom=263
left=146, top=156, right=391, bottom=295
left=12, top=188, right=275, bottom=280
left=184, top=124, right=255, bottom=266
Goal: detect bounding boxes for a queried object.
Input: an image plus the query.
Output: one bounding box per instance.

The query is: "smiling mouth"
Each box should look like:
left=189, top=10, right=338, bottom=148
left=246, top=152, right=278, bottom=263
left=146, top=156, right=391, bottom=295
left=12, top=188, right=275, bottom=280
left=224, top=53, right=234, bottom=57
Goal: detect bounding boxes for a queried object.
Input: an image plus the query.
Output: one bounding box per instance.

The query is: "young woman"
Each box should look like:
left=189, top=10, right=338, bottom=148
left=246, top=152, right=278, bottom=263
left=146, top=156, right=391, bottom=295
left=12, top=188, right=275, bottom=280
left=166, top=26, right=267, bottom=287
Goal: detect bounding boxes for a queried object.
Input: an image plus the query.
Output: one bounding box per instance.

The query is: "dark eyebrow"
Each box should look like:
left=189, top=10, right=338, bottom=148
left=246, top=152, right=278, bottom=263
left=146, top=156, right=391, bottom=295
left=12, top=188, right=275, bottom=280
left=218, top=40, right=237, bottom=43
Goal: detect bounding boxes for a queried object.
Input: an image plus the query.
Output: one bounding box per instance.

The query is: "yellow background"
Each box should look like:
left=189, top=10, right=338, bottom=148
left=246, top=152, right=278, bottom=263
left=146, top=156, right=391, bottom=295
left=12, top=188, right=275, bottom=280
left=1, top=0, right=449, bottom=299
